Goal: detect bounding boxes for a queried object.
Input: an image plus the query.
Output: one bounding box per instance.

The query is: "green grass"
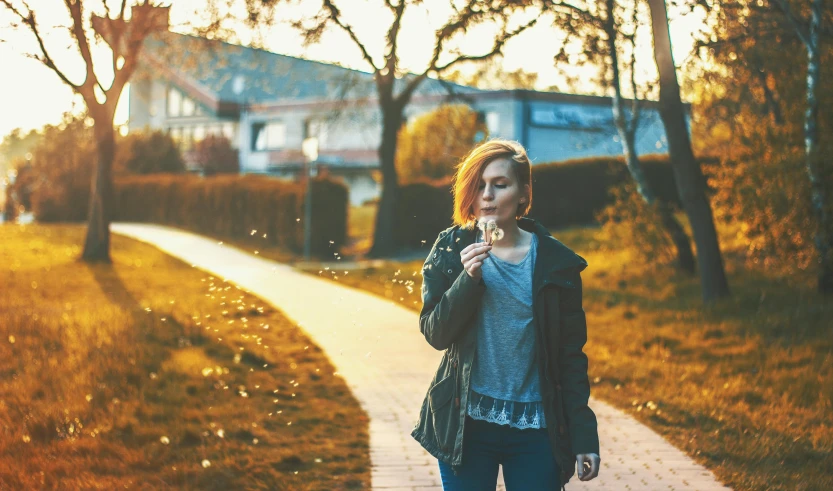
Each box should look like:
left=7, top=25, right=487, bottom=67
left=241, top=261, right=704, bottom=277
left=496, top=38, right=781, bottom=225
left=0, top=224, right=370, bottom=490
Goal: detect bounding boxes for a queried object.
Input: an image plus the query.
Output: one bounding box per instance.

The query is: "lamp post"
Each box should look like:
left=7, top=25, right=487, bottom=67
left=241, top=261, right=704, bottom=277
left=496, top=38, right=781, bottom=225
left=301, top=137, right=319, bottom=261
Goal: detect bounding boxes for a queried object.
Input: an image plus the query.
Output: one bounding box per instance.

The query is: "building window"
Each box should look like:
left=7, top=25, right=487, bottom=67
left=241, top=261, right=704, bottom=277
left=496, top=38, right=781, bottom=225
left=252, top=121, right=286, bottom=151
left=182, top=96, right=196, bottom=117
left=167, top=88, right=181, bottom=117
left=193, top=125, right=206, bottom=143
left=222, top=123, right=238, bottom=147
left=486, top=112, right=500, bottom=135
left=304, top=119, right=328, bottom=148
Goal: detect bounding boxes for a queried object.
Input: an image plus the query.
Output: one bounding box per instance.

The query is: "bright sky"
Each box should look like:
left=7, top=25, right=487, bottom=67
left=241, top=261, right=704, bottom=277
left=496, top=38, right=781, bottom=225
left=0, top=1, right=707, bottom=139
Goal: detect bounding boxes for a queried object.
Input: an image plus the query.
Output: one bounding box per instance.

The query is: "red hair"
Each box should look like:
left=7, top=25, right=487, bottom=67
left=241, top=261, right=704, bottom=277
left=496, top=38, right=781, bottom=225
left=451, top=138, right=532, bottom=229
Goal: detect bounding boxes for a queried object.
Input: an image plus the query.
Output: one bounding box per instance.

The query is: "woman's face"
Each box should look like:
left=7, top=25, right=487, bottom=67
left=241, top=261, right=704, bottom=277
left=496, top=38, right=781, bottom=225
left=474, top=158, right=527, bottom=230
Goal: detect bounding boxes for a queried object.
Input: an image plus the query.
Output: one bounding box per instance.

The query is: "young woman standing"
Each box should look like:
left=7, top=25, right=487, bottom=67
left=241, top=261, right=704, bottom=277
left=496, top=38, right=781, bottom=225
left=410, top=139, right=601, bottom=490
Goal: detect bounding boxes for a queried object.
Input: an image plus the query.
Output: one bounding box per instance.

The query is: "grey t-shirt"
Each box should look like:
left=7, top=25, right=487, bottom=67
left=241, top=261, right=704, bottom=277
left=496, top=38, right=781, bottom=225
left=467, top=232, right=546, bottom=429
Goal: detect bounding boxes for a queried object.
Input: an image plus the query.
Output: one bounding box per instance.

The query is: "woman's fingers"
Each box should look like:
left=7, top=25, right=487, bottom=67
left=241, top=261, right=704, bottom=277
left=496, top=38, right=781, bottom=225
left=461, top=243, right=491, bottom=263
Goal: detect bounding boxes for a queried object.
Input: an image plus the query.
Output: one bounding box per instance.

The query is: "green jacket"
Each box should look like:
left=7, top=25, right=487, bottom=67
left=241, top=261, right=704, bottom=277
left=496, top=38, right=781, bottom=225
left=410, top=217, right=600, bottom=487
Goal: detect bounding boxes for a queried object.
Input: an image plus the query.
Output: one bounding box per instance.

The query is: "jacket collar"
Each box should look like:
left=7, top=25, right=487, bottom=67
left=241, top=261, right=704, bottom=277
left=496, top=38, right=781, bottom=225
left=450, top=216, right=587, bottom=294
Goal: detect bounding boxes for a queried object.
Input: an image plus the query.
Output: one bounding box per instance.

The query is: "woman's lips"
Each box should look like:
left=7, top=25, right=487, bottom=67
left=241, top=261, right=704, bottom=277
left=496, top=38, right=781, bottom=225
left=482, top=207, right=497, bottom=213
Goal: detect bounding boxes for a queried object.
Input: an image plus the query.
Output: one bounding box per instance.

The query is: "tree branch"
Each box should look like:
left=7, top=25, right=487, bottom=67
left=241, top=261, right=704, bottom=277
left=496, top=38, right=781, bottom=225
left=322, top=0, right=379, bottom=72
left=434, top=14, right=541, bottom=73
left=0, top=0, right=80, bottom=89
left=383, top=0, right=406, bottom=83
left=770, top=0, right=811, bottom=47
left=64, top=0, right=103, bottom=100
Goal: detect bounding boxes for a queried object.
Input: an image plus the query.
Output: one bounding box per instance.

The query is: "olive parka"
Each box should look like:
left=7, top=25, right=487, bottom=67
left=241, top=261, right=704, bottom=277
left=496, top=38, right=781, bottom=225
left=409, top=216, right=600, bottom=488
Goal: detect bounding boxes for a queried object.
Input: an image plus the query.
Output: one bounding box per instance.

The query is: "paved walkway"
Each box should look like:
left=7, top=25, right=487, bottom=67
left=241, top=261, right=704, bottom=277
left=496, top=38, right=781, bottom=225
left=112, top=223, right=732, bottom=491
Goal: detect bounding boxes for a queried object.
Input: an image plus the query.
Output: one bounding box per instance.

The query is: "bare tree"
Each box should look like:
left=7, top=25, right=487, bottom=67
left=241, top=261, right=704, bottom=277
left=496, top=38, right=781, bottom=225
left=278, top=0, right=546, bottom=257
left=647, top=0, right=730, bottom=302
left=603, top=0, right=695, bottom=273
left=768, top=0, right=833, bottom=293
left=0, top=0, right=169, bottom=261
left=545, top=0, right=697, bottom=273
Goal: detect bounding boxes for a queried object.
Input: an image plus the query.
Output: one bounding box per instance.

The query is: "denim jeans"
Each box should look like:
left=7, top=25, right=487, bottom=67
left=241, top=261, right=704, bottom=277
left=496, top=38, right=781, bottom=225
left=437, top=415, right=563, bottom=491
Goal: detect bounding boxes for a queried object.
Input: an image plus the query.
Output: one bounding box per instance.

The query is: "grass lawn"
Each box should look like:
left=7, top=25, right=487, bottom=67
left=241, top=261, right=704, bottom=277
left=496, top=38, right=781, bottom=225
left=0, top=224, right=370, bottom=490
left=293, top=210, right=833, bottom=491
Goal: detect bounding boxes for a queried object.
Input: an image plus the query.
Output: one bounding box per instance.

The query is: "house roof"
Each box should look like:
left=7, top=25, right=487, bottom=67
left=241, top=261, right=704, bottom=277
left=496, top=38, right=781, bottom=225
left=140, top=32, right=483, bottom=109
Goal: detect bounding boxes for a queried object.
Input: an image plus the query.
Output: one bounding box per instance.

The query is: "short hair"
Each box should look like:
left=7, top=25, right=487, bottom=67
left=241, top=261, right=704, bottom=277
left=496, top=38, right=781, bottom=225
left=451, top=138, right=532, bottom=229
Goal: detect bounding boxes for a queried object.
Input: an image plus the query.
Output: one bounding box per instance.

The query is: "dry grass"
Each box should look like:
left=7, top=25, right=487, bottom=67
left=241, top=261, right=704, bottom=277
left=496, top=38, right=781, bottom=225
left=294, top=213, right=833, bottom=491
left=0, top=224, right=370, bottom=490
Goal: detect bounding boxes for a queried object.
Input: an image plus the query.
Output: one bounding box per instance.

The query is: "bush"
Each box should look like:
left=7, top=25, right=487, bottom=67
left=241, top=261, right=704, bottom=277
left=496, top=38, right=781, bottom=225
left=116, top=130, right=185, bottom=175
left=594, top=179, right=680, bottom=268
left=395, top=104, right=486, bottom=183
left=194, top=134, right=239, bottom=176
left=392, top=155, right=704, bottom=247
left=113, top=174, right=348, bottom=257
left=25, top=117, right=95, bottom=223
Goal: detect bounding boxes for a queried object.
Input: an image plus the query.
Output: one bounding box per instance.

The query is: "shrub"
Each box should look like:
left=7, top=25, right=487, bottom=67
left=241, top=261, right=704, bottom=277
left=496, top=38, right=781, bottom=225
left=193, top=134, right=239, bottom=176
left=116, top=130, right=185, bottom=175
left=395, top=104, right=486, bottom=183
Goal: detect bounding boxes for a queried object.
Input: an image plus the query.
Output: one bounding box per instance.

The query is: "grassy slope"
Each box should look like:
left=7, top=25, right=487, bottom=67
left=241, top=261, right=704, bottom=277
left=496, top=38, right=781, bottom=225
left=0, top=224, right=370, bottom=490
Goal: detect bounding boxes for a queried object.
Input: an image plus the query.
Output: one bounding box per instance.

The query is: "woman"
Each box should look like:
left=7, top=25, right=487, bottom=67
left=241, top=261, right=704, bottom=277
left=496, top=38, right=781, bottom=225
left=410, top=139, right=601, bottom=490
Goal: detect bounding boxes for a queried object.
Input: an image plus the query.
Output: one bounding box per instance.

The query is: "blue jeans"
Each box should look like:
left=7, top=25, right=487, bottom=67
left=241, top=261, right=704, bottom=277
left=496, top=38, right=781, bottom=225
left=437, top=415, right=563, bottom=491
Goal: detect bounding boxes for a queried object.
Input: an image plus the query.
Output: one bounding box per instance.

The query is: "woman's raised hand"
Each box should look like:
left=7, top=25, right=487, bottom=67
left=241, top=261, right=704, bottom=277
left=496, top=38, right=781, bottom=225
left=460, top=242, right=491, bottom=282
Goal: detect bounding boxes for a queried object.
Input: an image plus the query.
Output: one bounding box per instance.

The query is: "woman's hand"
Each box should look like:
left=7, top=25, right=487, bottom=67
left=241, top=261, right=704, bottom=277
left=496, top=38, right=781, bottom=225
left=460, top=241, right=491, bottom=282
left=576, top=453, right=600, bottom=481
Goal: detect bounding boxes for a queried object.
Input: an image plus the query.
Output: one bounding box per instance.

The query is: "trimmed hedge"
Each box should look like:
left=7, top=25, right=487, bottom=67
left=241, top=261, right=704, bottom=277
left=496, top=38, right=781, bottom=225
left=394, top=155, right=715, bottom=248
left=114, top=174, right=348, bottom=257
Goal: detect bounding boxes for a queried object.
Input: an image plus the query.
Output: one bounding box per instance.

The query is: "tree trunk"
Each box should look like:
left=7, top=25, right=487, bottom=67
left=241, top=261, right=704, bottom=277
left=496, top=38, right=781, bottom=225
left=82, top=120, right=116, bottom=262
left=803, top=0, right=833, bottom=293
left=648, top=0, right=730, bottom=302
left=367, top=100, right=403, bottom=258
left=605, top=7, right=696, bottom=274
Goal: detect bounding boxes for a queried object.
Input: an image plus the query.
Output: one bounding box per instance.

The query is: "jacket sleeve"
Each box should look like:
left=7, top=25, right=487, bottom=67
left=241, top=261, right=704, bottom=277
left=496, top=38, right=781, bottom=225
left=558, top=266, right=601, bottom=456
left=418, top=234, right=486, bottom=351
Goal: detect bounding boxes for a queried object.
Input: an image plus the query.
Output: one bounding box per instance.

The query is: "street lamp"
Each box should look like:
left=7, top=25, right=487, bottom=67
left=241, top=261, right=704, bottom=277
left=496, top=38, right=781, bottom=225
left=301, top=137, right=319, bottom=261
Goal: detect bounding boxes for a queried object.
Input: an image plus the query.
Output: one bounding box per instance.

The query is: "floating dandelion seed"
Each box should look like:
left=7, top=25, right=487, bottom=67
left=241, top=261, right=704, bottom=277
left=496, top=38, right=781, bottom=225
left=150, top=372, right=158, bottom=380
left=8, top=335, right=15, bottom=344
left=201, top=459, right=211, bottom=468
left=296, top=218, right=301, bottom=222
left=253, top=438, right=259, bottom=444
left=217, top=429, right=225, bottom=438
left=160, top=436, right=170, bottom=445
left=22, top=435, right=31, bottom=443
left=250, top=230, right=257, bottom=235
left=314, top=458, right=322, bottom=463
left=85, top=394, right=92, bottom=402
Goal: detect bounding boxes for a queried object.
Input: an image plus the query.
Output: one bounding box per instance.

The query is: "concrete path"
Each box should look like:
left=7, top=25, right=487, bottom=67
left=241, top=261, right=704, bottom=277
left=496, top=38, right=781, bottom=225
left=113, top=223, right=732, bottom=491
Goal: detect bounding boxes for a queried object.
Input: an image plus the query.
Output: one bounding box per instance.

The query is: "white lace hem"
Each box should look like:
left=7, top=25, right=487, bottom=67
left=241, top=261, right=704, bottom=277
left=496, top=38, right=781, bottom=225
left=466, top=390, right=546, bottom=430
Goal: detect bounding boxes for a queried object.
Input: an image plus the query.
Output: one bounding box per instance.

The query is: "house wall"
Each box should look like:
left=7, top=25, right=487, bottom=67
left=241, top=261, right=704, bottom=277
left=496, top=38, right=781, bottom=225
left=128, top=77, right=682, bottom=206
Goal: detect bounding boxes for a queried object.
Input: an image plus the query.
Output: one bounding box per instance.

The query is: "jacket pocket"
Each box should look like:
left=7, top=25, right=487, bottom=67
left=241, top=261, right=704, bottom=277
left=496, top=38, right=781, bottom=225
left=428, top=373, right=457, bottom=452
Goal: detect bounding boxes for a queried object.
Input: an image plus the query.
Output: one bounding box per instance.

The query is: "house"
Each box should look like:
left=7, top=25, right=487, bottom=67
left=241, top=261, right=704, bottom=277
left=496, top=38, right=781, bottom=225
left=129, top=33, right=677, bottom=206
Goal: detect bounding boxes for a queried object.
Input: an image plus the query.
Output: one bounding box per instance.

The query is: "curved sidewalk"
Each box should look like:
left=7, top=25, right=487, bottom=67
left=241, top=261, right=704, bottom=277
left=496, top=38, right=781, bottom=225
left=112, top=223, right=731, bottom=491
